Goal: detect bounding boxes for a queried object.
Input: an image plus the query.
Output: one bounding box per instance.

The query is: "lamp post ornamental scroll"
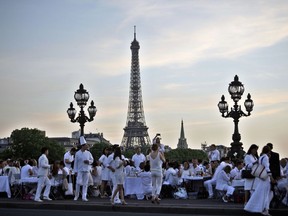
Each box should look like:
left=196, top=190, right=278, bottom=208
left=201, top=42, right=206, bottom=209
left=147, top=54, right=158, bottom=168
left=217, top=75, right=254, bottom=160
left=67, top=84, right=97, bottom=136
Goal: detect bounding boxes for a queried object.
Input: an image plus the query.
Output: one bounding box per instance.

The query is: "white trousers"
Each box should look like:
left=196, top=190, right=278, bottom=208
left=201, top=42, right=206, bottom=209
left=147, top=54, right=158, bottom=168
left=151, top=171, right=163, bottom=197
left=204, top=179, right=216, bottom=196
left=35, top=176, right=51, bottom=200
left=75, top=171, right=89, bottom=199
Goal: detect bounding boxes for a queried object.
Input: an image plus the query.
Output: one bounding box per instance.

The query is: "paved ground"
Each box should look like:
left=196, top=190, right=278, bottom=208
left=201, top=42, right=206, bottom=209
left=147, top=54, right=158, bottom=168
left=0, top=196, right=287, bottom=216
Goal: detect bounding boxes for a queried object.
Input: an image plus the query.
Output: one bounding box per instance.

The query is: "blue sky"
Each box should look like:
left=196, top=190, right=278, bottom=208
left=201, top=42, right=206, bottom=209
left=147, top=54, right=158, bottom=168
left=0, top=0, right=288, bottom=158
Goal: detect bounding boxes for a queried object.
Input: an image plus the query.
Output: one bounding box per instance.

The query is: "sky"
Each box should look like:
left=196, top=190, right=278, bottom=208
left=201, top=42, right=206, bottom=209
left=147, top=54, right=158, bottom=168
left=0, top=0, right=288, bottom=159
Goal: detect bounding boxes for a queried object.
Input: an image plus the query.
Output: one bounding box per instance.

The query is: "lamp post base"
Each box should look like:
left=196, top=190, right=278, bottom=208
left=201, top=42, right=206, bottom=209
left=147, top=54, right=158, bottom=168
left=227, top=141, right=246, bottom=162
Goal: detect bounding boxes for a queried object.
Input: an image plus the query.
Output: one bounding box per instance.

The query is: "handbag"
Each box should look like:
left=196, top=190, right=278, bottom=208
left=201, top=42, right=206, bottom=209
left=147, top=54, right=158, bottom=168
left=241, top=169, right=254, bottom=179
left=65, top=175, right=74, bottom=196
left=251, top=157, right=268, bottom=180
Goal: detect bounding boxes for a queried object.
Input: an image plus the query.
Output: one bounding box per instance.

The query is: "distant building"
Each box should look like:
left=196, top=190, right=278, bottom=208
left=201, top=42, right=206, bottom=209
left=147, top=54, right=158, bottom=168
left=50, top=130, right=111, bottom=151
left=0, top=138, right=10, bottom=152
left=177, top=120, right=188, bottom=149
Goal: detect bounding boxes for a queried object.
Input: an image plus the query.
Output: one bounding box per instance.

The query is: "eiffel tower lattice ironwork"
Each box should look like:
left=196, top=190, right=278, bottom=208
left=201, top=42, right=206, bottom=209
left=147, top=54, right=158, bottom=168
left=121, top=27, right=151, bottom=149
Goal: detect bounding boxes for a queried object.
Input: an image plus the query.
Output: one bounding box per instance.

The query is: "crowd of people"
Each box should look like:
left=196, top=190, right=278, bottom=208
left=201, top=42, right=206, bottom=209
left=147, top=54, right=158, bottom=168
left=0, top=135, right=287, bottom=215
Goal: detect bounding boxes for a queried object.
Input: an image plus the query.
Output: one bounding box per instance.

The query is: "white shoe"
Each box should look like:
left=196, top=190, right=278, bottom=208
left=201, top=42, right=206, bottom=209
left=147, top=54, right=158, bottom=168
left=208, top=195, right=213, bottom=199
left=82, top=198, right=89, bottom=202
left=73, top=196, right=78, bottom=201
left=34, top=198, right=43, bottom=202
left=43, top=196, right=52, bottom=201
left=222, top=196, right=228, bottom=203
left=114, top=199, right=121, bottom=204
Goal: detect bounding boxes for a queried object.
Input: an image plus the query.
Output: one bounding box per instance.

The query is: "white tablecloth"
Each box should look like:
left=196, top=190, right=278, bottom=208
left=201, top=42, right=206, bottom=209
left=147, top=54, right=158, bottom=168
left=0, top=176, right=11, bottom=198
left=232, top=179, right=245, bottom=187
left=124, top=177, right=143, bottom=196
left=20, top=177, right=38, bottom=184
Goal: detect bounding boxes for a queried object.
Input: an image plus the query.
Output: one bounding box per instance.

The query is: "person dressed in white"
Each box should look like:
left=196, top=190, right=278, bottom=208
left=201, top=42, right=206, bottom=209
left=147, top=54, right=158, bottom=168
left=138, top=163, right=152, bottom=200
left=148, top=143, right=166, bottom=204
left=204, top=157, right=231, bottom=198
left=244, top=145, right=274, bottom=216
left=131, top=146, right=146, bottom=171
left=110, top=146, right=127, bottom=205
left=98, top=146, right=111, bottom=198
left=230, top=160, right=244, bottom=180
left=208, top=144, right=220, bottom=163
left=73, top=136, right=94, bottom=202
left=107, top=144, right=126, bottom=204
left=153, top=134, right=165, bottom=153
left=34, top=147, right=52, bottom=202
left=216, top=165, right=235, bottom=202
left=64, top=147, right=76, bottom=171
left=243, top=144, right=259, bottom=205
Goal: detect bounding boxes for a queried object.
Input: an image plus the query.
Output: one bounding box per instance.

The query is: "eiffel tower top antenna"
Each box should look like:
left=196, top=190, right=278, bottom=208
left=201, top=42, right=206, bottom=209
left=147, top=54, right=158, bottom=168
left=134, top=25, right=136, bottom=39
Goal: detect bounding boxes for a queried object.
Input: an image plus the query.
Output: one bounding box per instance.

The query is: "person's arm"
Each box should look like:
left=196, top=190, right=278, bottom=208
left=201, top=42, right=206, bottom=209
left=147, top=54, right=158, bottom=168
left=160, top=152, right=166, bottom=163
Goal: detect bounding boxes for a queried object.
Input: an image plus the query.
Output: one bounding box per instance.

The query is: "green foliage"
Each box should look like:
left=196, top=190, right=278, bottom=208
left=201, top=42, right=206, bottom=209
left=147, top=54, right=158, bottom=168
left=89, top=142, right=111, bottom=160
left=6, top=127, right=65, bottom=162
left=165, top=148, right=208, bottom=163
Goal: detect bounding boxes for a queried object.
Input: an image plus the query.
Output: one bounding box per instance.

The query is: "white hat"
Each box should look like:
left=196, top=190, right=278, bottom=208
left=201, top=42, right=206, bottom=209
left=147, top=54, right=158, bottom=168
left=79, top=136, right=87, bottom=145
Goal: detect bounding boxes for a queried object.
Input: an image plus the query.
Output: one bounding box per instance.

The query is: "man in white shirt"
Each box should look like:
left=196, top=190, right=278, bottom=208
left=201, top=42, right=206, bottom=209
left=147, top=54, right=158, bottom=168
left=204, top=157, right=231, bottom=198
left=131, top=146, right=146, bottom=171
left=73, top=136, right=94, bottom=202
left=64, top=147, right=76, bottom=170
left=208, top=144, right=220, bottom=163
left=34, top=147, right=52, bottom=202
left=230, top=160, right=244, bottom=180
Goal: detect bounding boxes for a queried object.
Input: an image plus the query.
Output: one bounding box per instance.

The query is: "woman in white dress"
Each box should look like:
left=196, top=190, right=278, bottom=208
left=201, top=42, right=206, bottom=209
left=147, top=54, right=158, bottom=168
left=98, top=147, right=110, bottom=198
left=110, top=147, right=127, bottom=205
left=243, top=144, right=259, bottom=205
left=244, top=145, right=275, bottom=216
left=148, top=143, right=166, bottom=204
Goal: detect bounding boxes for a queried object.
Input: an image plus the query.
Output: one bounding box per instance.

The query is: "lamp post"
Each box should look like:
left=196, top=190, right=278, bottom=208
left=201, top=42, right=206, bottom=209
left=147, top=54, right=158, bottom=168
left=67, top=83, right=97, bottom=136
left=217, top=75, right=254, bottom=160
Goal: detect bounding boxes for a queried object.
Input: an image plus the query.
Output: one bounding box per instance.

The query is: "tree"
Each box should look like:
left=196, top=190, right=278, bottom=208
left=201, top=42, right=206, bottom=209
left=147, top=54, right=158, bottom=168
left=89, top=142, right=111, bottom=160
left=165, top=148, right=208, bottom=163
left=6, top=127, right=65, bottom=162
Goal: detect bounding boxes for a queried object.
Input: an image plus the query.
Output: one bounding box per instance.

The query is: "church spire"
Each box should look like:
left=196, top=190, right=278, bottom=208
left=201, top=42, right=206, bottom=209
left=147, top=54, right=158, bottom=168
left=177, top=119, right=188, bottom=149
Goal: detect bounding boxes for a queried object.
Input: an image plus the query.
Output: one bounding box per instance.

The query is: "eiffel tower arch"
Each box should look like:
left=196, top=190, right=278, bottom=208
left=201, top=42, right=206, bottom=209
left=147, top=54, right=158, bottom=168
left=121, top=27, right=151, bottom=149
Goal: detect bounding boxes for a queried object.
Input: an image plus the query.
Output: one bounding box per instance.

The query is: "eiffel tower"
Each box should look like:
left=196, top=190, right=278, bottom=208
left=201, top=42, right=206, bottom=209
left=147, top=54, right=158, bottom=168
left=121, top=27, right=151, bottom=149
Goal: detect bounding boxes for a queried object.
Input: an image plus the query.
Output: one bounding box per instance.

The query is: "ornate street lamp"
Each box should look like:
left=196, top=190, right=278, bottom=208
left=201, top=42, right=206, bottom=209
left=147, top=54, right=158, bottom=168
left=67, top=84, right=97, bottom=136
left=217, top=75, right=254, bottom=160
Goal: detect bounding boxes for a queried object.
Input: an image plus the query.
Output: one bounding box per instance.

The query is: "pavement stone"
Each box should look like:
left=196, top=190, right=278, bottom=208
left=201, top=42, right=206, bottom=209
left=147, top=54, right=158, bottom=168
left=0, top=197, right=287, bottom=216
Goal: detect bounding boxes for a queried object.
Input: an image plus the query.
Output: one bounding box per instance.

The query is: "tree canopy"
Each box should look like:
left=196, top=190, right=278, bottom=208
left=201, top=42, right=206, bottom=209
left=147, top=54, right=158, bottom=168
left=0, top=127, right=65, bottom=163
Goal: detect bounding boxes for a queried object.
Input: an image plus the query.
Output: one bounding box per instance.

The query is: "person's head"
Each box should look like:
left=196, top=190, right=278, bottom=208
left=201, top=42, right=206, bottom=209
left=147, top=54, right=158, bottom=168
left=31, top=159, right=37, bottom=166
left=59, top=160, right=65, bottom=168
left=41, top=147, right=49, bottom=155
left=135, top=146, right=141, bottom=154
left=210, top=144, right=216, bottom=151
left=235, top=160, right=244, bottom=170
left=151, top=144, right=158, bottom=151
left=223, top=165, right=231, bottom=173
left=247, top=144, right=259, bottom=156
left=183, top=161, right=189, bottom=169
left=102, top=146, right=110, bottom=155
left=113, top=146, right=122, bottom=159
left=261, top=145, right=271, bottom=156
left=267, top=143, right=273, bottom=150
left=70, top=147, right=77, bottom=155
left=144, top=163, right=150, bottom=172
